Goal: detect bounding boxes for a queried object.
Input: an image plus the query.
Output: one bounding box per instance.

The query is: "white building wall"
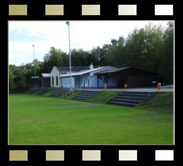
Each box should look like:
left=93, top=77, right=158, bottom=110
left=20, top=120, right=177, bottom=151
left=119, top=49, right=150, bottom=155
left=50, top=67, right=60, bottom=88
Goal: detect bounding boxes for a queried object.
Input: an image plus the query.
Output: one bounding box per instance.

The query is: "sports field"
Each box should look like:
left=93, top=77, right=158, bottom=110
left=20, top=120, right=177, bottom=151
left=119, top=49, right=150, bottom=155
left=9, top=94, right=173, bottom=145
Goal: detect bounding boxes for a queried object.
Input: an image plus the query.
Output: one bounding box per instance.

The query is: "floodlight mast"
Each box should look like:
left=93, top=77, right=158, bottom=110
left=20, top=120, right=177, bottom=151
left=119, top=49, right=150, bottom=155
left=32, top=45, right=36, bottom=87
left=66, top=21, right=72, bottom=90
left=32, top=45, right=36, bottom=76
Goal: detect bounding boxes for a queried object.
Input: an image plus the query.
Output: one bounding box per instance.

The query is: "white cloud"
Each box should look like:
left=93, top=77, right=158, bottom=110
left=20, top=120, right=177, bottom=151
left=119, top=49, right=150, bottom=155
left=9, top=20, right=170, bottom=65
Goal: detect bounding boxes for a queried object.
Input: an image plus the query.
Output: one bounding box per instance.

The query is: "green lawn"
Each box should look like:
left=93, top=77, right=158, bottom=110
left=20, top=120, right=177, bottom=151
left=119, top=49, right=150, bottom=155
left=9, top=94, right=173, bottom=145
left=88, top=90, right=121, bottom=104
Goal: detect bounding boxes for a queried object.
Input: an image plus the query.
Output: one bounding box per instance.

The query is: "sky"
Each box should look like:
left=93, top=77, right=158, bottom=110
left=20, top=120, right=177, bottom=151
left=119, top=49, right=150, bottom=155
left=9, top=21, right=170, bottom=66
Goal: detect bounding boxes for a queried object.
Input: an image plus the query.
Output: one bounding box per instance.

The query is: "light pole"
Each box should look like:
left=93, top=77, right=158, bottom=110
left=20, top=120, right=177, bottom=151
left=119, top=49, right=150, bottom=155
left=66, top=21, right=72, bottom=90
left=32, top=45, right=36, bottom=87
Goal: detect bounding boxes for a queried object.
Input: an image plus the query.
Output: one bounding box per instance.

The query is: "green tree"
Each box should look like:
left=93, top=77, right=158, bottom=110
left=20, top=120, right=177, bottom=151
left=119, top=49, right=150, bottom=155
left=124, top=23, right=164, bottom=72
left=158, top=22, right=173, bottom=84
left=71, top=48, right=87, bottom=66
left=107, top=36, right=126, bottom=67
left=9, top=68, right=13, bottom=88
left=43, top=47, right=68, bottom=72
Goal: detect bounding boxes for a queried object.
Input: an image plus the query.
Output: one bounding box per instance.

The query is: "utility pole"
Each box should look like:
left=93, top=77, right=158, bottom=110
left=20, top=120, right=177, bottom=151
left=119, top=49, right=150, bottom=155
left=66, top=21, right=72, bottom=90
left=32, top=45, right=36, bottom=87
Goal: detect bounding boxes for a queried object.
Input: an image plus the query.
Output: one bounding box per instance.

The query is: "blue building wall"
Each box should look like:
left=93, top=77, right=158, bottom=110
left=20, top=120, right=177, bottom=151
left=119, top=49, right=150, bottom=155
left=98, top=75, right=117, bottom=88
left=90, top=75, right=98, bottom=88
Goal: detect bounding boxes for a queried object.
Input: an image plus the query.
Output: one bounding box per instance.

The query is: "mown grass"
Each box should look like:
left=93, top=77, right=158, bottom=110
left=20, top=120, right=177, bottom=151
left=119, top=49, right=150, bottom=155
left=88, top=90, right=121, bottom=104
left=9, top=94, right=173, bottom=145
left=136, top=92, right=173, bottom=113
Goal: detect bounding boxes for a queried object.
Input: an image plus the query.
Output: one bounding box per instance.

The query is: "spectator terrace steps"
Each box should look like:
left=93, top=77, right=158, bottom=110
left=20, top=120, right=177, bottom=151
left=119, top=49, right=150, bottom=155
left=107, top=91, right=154, bottom=107
left=51, top=88, right=69, bottom=97
left=74, top=91, right=99, bottom=101
left=30, top=88, right=154, bottom=107
left=30, top=88, right=40, bottom=94
left=37, top=88, right=52, bottom=95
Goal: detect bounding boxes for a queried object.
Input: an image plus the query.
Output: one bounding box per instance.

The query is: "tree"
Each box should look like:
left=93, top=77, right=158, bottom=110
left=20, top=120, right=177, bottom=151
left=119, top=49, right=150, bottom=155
left=9, top=22, right=173, bottom=92
left=124, top=23, right=165, bottom=73
left=43, top=47, right=68, bottom=72
left=107, top=36, right=126, bottom=67
left=106, top=22, right=173, bottom=84
left=70, top=49, right=87, bottom=66
left=158, top=22, right=173, bottom=84
left=9, top=68, right=13, bottom=88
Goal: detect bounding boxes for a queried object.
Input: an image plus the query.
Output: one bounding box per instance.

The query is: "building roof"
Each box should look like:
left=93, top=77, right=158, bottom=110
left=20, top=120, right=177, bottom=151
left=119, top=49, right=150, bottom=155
left=55, top=66, right=98, bottom=72
left=41, top=73, right=51, bottom=78
left=96, top=66, right=159, bottom=75
left=60, top=66, right=117, bottom=78
left=96, top=66, right=131, bottom=74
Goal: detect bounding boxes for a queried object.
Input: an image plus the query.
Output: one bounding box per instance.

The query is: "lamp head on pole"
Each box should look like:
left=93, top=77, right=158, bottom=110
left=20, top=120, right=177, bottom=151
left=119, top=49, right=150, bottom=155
left=66, top=21, right=70, bottom=26
left=32, top=45, right=34, bottom=47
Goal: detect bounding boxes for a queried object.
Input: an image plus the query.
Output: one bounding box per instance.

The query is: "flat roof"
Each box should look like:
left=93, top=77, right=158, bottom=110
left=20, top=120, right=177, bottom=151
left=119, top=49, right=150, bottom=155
left=55, top=66, right=99, bottom=72
left=96, top=67, right=130, bottom=74
left=41, top=73, right=51, bottom=78
left=60, top=66, right=117, bottom=78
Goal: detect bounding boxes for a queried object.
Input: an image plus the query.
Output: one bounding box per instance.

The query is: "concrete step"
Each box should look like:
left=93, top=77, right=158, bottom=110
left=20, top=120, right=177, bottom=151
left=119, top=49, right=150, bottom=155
left=38, top=88, right=51, bottom=95
left=82, top=92, right=99, bottom=95
left=107, top=101, right=137, bottom=107
left=73, top=91, right=99, bottom=100
left=77, top=94, right=96, bottom=97
left=84, top=90, right=98, bottom=93
left=122, top=91, right=154, bottom=94
left=30, top=89, right=40, bottom=94
left=114, top=95, right=149, bottom=100
left=74, top=97, right=88, bottom=101
left=50, top=89, right=69, bottom=96
left=74, top=96, right=92, bottom=99
left=51, top=90, right=67, bottom=96
left=118, top=93, right=152, bottom=98
left=107, top=91, right=154, bottom=107
left=110, top=98, right=143, bottom=104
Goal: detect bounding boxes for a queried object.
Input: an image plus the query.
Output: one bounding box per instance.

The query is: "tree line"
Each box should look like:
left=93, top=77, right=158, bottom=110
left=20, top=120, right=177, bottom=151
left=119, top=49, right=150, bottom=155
left=9, top=22, right=173, bottom=92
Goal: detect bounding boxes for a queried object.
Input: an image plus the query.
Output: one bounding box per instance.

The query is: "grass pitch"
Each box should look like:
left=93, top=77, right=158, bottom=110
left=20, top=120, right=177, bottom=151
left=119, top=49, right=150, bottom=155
left=9, top=94, right=173, bottom=145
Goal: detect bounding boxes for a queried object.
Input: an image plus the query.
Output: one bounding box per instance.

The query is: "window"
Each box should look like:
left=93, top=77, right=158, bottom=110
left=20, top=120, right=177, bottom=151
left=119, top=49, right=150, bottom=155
left=63, top=78, right=65, bottom=84
left=66, top=78, right=69, bottom=84
left=52, top=77, right=54, bottom=85
left=56, top=76, right=58, bottom=85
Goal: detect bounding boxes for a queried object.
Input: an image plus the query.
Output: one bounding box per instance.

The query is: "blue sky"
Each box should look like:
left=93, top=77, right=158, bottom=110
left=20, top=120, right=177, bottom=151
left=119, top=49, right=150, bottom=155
left=9, top=21, right=170, bottom=66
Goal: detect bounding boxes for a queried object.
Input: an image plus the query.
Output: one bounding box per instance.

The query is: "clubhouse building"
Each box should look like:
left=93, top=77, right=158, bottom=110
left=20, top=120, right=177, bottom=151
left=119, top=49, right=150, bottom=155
left=41, top=64, right=160, bottom=88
